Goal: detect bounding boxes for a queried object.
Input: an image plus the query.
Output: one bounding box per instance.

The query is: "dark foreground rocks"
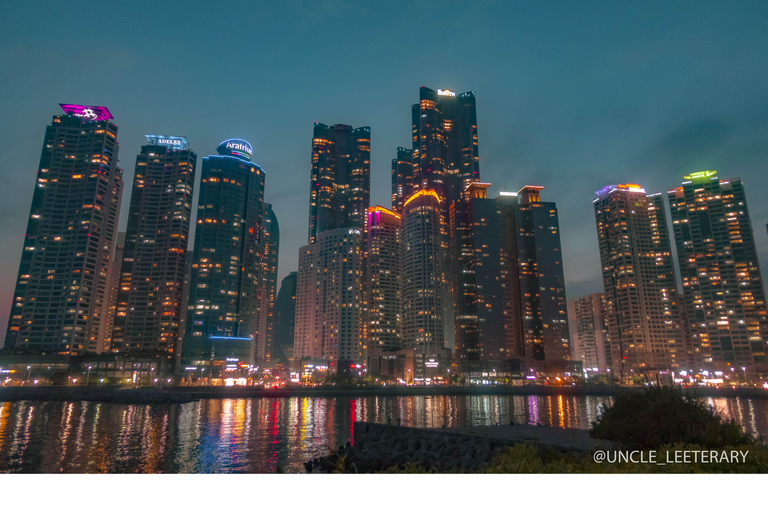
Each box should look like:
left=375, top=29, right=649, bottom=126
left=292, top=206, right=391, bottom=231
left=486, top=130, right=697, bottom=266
left=306, top=423, right=515, bottom=473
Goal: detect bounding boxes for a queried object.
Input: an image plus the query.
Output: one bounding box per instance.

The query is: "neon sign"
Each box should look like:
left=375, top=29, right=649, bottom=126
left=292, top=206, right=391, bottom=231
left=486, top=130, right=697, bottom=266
left=145, top=135, right=190, bottom=150
left=595, top=184, right=647, bottom=197
left=217, top=139, right=253, bottom=161
left=437, top=89, right=455, bottom=97
left=59, top=104, right=113, bottom=121
left=683, top=170, right=717, bottom=180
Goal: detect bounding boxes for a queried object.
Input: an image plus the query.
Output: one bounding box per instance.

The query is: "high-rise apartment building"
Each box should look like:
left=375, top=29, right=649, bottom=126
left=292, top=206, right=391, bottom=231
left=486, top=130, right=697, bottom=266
left=570, top=293, right=611, bottom=375
left=5, top=104, right=123, bottom=355
left=182, top=139, right=265, bottom=367
left=294, top=228, right=365, bottom=365
left=391, top=147, right=413, bottom=213
left=513, top=186, right=570, bottom=362
left=452, top=185, right=570, bottom=364
left=366, top=206, right=402, bottom=352
left=273, top=271, right=298, bottom=361
left=397, top=86, right=480, bottom=355
left=594, top=183, right=685, bottom=378
left=256, top=203, right=279, bottom=363
left=404, top=87, right=480, bottom=205
left=668, top=171, right=768, bottom=371
left=307, top=123, right=370, bottom=243
left=400, top=189, right=450, bottom=354
left=103, top=232, right=126, bottom=351
left=451, top=183, right=510, bottom=361
left=111, top=136, right=196, bottom=356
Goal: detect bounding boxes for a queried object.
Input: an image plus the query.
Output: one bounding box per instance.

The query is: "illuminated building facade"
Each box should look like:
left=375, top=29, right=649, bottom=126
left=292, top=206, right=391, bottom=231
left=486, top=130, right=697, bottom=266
left=273, top=271, right=298, bottom=361
left=366, top=206, right=402, bottom=352
left=594, top=184, right=685, bottom=378
left=307, top=123, right=370, bottom=243
left=182, top=139, right=265, bottom=367
left=400, top=189, right=450, bottom=354
left=255, top=203, right=279, bottom=362
left=111, top=136, right=196, bottom=357
left=5, top=105, right=123, bottom=355
left=570, top=293, right=611, bottom=375
left=294, top=228, right=365, bottom=366
left=668, top=171, right=768, bottom=372
left=391, top=147, right=413, bottom=213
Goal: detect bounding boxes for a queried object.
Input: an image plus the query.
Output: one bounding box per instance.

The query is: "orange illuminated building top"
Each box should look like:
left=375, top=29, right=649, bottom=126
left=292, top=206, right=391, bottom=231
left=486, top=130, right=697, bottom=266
left=463, top=182, right=491, bottom=200
left=368, top=205, right=401, bottom=219
left=403, top=188, right=441, bottom=208
left=518, top=185, right=545, bottom=204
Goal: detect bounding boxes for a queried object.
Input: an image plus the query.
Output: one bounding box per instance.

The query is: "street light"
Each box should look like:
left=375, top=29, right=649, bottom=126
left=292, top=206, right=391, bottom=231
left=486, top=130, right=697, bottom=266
left=26, top=366, right=31, bottom=384
left=86, top=365, right=91, bottom=386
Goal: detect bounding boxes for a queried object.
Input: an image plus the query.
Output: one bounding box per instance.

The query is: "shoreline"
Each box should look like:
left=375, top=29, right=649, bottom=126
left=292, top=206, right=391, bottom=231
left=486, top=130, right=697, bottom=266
left=1, top=384, right=767, bottom=404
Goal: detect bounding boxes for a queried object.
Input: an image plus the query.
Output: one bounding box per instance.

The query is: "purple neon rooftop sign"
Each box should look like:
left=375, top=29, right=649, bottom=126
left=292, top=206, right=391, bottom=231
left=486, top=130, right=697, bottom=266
left=59, top=104, right=113, bottom=121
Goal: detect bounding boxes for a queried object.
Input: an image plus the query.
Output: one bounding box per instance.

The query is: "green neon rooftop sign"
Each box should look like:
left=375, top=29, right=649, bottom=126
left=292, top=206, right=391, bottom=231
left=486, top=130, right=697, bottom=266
left=683, top=170, right=717, bottom=180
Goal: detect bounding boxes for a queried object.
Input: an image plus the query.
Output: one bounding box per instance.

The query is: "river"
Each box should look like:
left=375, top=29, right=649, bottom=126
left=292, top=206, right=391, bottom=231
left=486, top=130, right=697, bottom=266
left=1, top=394, right=766, bottom=473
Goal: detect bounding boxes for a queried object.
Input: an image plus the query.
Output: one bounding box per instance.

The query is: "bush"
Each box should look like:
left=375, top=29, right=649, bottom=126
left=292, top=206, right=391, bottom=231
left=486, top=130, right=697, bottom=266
left=590, top=386, right=755, bottom=449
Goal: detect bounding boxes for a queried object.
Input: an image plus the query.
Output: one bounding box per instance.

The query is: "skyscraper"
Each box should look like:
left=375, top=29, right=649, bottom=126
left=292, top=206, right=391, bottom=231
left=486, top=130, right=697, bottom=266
left=256, top=203, right=279, bottom=363
left=366, top=206, right=402, bottom=352
left=513, top=186, right=570, bottom=362
left=668, top=170, right=768, bottom=372
left=181, top=139, right=265, bottom=368
left=451, top=183, right=509, bottom=362
left=294, top=228, right=365, bottom=366
left=5, top=104, right=123, bottom=355
left=103, top=232, right=126, bottom=351
left=391, top=147, right=413, bottom=213
left=452, top=185, right=570, bottom=364
left=400, top=189, right=448, bottom=355
left=111, top=136, right=196, bottom=357
left=404, top=87, right=479, bottom=205
left=273, top=271, right=298, bottom=361
left=570, top=293, right=611, bottom=375
left=594, top=183, right=685, bottom=379
left=400, top=86, right=480, bottom=355
left=307, top=123, right=370, bottom=243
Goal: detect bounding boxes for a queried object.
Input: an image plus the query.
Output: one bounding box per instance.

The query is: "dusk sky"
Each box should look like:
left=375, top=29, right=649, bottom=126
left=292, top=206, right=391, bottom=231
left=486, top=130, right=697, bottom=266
left=1, top=0, right=767, bottom=347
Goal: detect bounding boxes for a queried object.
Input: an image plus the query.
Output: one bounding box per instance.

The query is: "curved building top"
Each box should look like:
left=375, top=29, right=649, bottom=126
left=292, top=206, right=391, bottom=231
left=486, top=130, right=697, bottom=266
left=217, top=139, right=253, bottom=161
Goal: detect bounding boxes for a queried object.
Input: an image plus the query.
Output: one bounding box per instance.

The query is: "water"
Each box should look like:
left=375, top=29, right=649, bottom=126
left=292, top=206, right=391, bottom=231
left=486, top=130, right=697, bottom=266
left=1, top=395, right=766, bottom=473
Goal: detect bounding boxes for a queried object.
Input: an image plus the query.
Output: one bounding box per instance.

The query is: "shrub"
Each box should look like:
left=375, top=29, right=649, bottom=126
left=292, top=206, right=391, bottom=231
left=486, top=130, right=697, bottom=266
left=589, top=386, right=755, bottom=449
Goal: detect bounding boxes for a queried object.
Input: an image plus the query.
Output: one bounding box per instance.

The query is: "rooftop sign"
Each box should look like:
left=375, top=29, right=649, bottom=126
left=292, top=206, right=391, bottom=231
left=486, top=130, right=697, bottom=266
left=59, top=104, right=113, bottom=121
left=437, top=89, right=455, bottom=97
left=145, top=135, right=189, bottom=150
left=683, top=170, right=717, bottom=181
left=217, top=139, right=253, bottom=161
left=595, top=184, right=647, bottom=197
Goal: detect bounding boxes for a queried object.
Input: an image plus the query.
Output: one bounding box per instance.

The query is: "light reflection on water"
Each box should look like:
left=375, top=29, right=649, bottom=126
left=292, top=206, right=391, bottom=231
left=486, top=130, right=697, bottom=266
left=1, top=394, right=766, bottom=473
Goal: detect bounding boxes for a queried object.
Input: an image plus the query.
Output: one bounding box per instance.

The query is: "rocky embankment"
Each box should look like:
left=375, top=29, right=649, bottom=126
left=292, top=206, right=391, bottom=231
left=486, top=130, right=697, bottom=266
left=305, top=423, right=516, bottom=473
